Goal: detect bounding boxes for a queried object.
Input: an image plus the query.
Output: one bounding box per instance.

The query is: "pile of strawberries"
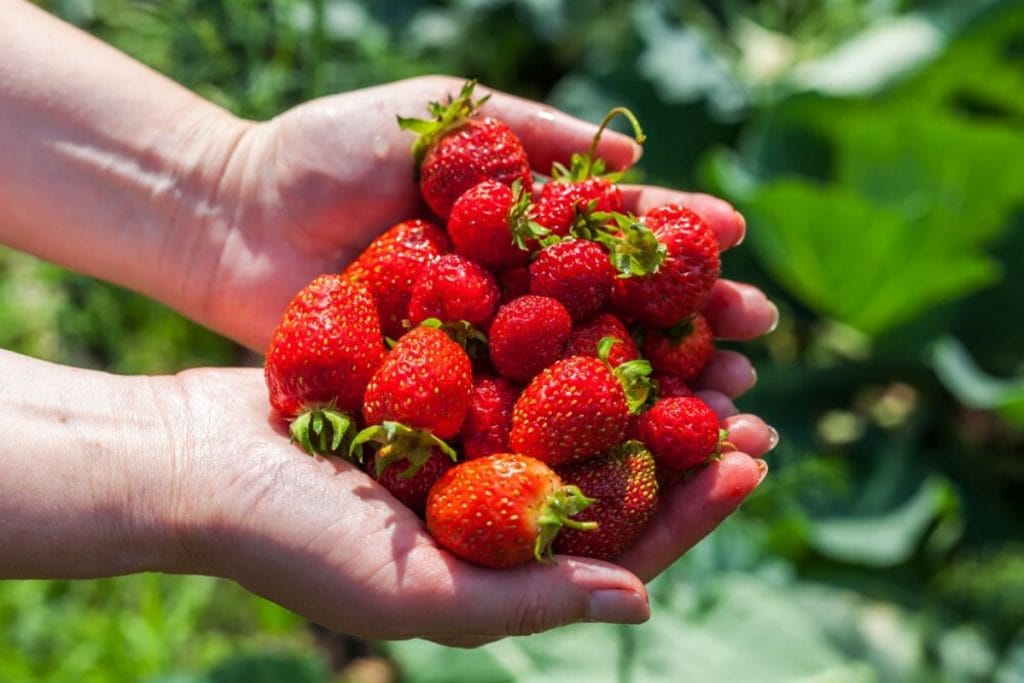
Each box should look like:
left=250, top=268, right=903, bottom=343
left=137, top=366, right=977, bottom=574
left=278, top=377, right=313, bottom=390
left=264, top=82, right=729, bottom=569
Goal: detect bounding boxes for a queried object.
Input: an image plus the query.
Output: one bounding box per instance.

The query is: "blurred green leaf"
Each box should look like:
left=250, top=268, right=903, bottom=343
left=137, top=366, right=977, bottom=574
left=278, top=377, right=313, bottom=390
left=929, top=336, right=1024, bottom=427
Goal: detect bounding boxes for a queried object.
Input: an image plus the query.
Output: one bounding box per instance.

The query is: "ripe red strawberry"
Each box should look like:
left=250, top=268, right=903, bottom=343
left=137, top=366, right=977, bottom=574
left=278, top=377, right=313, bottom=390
left=563, top=312, right=639, bottom=368
left=368, top=445, right=455, bottom=517
left=447, top=180, right=541, bottom=270
left=554, top=441, right=659, bottom=560
left=496, top=266, right=530, bottom=304
left=342, top=219, right=450, bottom=339
left=529, top=238, right=614, bottom=322
left=612, top=205, right=720, bottom=327
left=265, top=275, right=386, bottom=454
left=637, top=396, right=726, bottom=473
left=399, top=81, right=532, bottom=221
left=407, top=253, right=500, bottom=328
left=361, top=325, right=473, bottom=440
left=460, top=375, right=519, bottom=460
left=641, top=313, right=715, bottom=383
left=654, top=374, right=694, bottom=399
left=488, top=295, right=572, bottom=384
left=426, top=453, right=595, bottom=568
left=509, top=351, right=652, bottom=466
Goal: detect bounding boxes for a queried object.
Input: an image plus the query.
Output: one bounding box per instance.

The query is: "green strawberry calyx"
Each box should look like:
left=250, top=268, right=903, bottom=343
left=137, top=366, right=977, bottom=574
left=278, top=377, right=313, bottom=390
left=397, top=79, right=490, bottom=168
left=598, top=336, right=653, bottom=414
left=567, top=211, right=666, bottom=278
left=290, top=405, right=355, bottom=457
left=535, top=485, right=597, bottom=563
left=350, top=420, right=458, bottom=478
left=551, top=106, right=646, bottom=184
left=508, top=179, right=551, bottom=251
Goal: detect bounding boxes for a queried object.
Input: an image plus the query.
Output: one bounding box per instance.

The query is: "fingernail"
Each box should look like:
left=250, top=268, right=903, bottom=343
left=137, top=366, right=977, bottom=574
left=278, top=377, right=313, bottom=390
left=756, top=458, right=769, bottom=485
left=587, top=589, right=650, bottom=624
left=766, top=425, right=780, bottom=452
left=631, top=140, right=644, bottom=164
left=733, top=210, right=746, bottom=245
left=766, top=302, right=780, bottom=334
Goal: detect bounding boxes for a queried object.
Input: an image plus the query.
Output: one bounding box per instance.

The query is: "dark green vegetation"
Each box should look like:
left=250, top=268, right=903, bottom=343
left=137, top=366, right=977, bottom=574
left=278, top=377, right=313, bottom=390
left=4, top=1, right=1022, bottom=680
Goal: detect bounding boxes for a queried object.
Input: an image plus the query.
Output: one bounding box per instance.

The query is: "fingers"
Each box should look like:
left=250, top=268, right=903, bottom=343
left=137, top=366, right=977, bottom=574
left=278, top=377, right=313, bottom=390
left=704, top=279, right=779, bottom=341
left=618, top=185, right=746, bottom=250
left=695, top=389, right=737, bottom=418
left=722, top=413, right=778, bottom=457
left=694, top=350, right=757, bottom=398
left=615, top=451, right=767, bottom=583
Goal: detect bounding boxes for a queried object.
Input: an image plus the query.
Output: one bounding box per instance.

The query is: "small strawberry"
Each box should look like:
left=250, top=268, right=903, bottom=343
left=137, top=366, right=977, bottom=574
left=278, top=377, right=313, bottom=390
left=509, top=342, right=652, bottom=466
left=563, top=313, right=639, bottom=368
left=342, top=219, right=450, bottom=339
left=488, top=295, right=572, bottom=384
left=637, top=396, right=726, bottom=473
left=654, top=374, right=694, bottom=399
left=528, top=238, right=614, bottom=322
left=446, top=180, right=543, bottom=271
left=426, top=453, right=595, bottom=568
left=264, top=275, right=386, bottom=455
left=407, top=253, right=500, bottom=328
left=460, top=375, right=519, bottom=460
left=367, top=445, right=455, bottom=517
left=641, top=313, right=715, bottom=383
left=554, top=441, right=659, bottom=560
left=399, top=81, right=532, bottom=220
left=611, top=205, right=720, bottom=327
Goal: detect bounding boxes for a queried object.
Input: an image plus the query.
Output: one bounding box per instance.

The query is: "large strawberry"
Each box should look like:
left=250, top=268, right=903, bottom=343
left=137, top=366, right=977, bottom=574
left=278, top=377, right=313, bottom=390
left=554, top=441, right=659, bottom=560
left=488, top=295, right=572, bottom=384
left=528, top=238, right=614, bottom=322
left=426, top=453, right=595, bottom=568
left=641, top=313, right=715, bottom=383
left=265, top=275, right=387, bottom=454
left=407, top=253, right=500, bottom=328
left=611, top=205, right=720, bottom=327
left=637, top=396, right=726, bottom=473
left=342, top=219, right=450, bottom=339
left=399, top=81, right=532, bottom=221
left=446, top=180, right=543, bottom=271
left=460, top=375, right=519, bottom=460
left=509, top=343, right=652, bottom=466
left=563, top=312, right=639, bottom=368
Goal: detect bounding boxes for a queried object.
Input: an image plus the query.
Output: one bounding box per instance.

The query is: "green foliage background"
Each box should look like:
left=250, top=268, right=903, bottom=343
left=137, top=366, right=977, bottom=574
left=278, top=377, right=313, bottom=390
left=3, top=0, right=1023, bottom=681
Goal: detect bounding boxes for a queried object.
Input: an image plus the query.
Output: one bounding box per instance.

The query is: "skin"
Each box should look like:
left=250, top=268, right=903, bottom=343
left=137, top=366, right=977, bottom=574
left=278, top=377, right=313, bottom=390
left=0, top=0, right=778, bottom=645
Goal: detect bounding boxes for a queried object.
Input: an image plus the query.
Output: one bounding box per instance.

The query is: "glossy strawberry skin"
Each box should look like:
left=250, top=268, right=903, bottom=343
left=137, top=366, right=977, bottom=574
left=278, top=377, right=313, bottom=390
left=612, top=205, right=720, bottom=327
left=637, top=396, right=722, bottom=473
left=426, top=453, right=566, bottom=568
left=654, top=374, right=694, bottom=399
left=447, top=180, right=532, bottom=271
left=362, top=326, right=473, bottom=439
left=342, top=219, right=450, bottom=339
left=554, top=445, right=659, bottom=560
left=641, top=314, right=715, bottom=383
left=420, top=118, right=532, bottom=221
left=407, top=253, right=500, bottom=328
left=529, top=239, right=614, bottom=322
left=488, top=295, right=572, bottom=385
left=563, top=313, right=639, bottom=368
left=509, top=356, right=630, bottom=467
left=460, top=375, right=520, bottom=460
left=533, top=177, right=624, bottom=236
left=265, top=275, right=386, bottom=417
left=369, top=446, right=455, bottom=517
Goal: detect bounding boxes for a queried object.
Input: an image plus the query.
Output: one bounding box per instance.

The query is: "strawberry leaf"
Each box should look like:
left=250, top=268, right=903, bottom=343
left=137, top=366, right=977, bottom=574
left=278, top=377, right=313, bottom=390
left=397, top=79, right=489, bottom=167
left=290, top=407, right=354, bottom=457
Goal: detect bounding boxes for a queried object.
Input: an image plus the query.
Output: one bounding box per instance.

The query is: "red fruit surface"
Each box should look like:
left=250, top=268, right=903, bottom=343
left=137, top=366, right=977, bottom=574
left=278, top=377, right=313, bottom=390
left=509, top=356, right=630, bottom=466
left=654, top=374, right=694, bottom=399
left=408, top=253, right=500, bottom=327
left=342, top=219, right=450, bottom=339
left=460, top=375, right=519, bottom=460
left=529, top=238, right=614, bottom=322
left=612, top=205, right=720, bottom=327
left=637, top=396, right=722, bottom=473
left=554, top=444, right=659, bottom=560
left=532, top=177, right=624, bottom=236
left=489, top=295, right=572, bottom=384
left=265, top=275, right=386, bottom=417
left=564, top=313, right=639, bottom=368
left=497, top=266, right=531, bottom=304
left=362, top=326, right=473, bottom=439
left=369, top=446, right=455, bottom=517
left=641, top=314, right=715, bottom=383
left=426, top=453, right=591, bottom=568
left=447, top=180, right=533, bottom=270
left=420, top=118, right=532, bottom=221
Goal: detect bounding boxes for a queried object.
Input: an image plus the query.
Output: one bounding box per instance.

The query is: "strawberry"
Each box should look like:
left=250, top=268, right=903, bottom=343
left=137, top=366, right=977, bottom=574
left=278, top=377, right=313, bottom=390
left=496, top=266, right=530, bottom=304
left=460, top=375, right=519, bottom=460
left=399, top=81, right=532, bottom=221
left=554, top=441, right=659, bottom=560
left=509, top=345, right=652, bottom=466
left=407, top=253, right=500, bottom=328
left=264, top=275, right=386, bottom=455
left=446, top=180, right=542, bottom=270
left=426, top=453, right=595, bottom=568
left=637, top=396, right=726, bottom=473
left=563, top=312, right=639, bottom=368
left=528, top=238, right=614, bottom=322
left=342, top=219, right=450, bottom=339
left=653, top=374, right=694, bottom=399
left=488, top=295, right=572, bottom=384
left=368, top=445, right=455, bottom=517
left=611, top=205, right=720, bottom=327
left=641, top=313, right=715, bottom=383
